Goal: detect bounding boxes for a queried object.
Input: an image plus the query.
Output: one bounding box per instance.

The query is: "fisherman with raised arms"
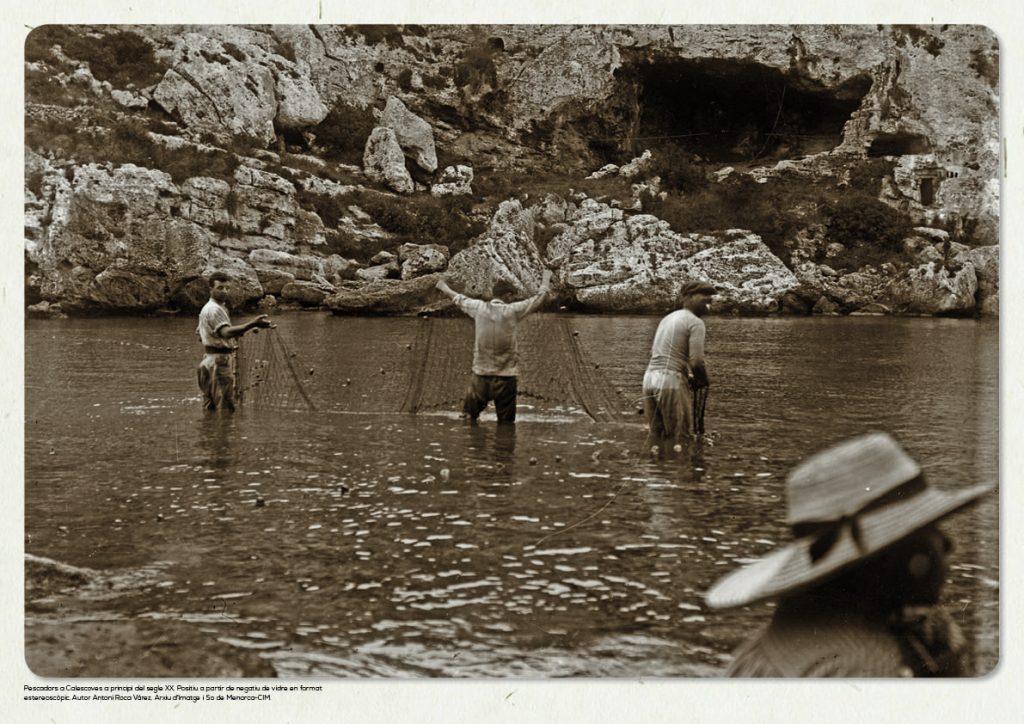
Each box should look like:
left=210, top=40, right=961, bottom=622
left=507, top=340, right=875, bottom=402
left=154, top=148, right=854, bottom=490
left=435, top=270, right=553, bottom=424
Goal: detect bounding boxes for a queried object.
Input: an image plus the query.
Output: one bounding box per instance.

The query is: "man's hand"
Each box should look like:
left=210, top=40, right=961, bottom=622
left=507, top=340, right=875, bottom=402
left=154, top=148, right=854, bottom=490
left=435, top=277, right=451, bottom=292
left=690, top=365, right=709, bottom=389
left=252, top=314, right=273, bottom=329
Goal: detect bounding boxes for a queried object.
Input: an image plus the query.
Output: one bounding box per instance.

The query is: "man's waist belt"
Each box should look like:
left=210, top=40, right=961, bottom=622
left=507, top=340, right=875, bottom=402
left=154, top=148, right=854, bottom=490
left=204, top=346, right=236, bottom=354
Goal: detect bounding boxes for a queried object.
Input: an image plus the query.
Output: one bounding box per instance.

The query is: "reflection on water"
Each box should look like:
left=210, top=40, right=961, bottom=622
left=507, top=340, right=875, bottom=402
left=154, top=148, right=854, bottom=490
left=25, top=313, right=998, bottom=676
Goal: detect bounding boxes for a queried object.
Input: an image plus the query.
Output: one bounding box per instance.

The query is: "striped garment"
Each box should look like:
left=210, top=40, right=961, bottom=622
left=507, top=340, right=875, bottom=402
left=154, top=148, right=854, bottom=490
left=725, top=600, right=966, bottom=677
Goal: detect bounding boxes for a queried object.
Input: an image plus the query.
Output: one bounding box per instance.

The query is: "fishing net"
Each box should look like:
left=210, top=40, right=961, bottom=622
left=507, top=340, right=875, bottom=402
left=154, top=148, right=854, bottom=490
left=692, top=384, right=709, bottom=435
left=401, top=315, right=630, bottom=422
left=236, top=327, right=317, bottom=411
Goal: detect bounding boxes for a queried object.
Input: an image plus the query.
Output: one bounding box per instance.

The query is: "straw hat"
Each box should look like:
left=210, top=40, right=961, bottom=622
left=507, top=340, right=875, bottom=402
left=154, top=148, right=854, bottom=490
left=704, top=432, right=992, bottom=610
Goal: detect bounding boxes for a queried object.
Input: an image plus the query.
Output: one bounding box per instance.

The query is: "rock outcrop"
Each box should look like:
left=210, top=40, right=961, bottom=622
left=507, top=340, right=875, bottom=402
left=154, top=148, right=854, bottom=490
left=446, top=200, right=546, bottom=299
left=153, top=32, right=327, bottom=145
left=23, top=25, right=1000, bottom=317
left=399, top=243, right=450, bottom=280
left=380, top=96, right=438, bottom=174
left=431, top=165, right=474, bottom=197
left=362, top=127, right=414, bottom=194
left=325, top=273, right=446, bottom=315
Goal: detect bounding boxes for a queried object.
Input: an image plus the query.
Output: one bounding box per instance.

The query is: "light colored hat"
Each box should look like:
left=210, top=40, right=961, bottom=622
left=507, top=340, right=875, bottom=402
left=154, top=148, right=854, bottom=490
left=704, top=432, right=992, bottom=610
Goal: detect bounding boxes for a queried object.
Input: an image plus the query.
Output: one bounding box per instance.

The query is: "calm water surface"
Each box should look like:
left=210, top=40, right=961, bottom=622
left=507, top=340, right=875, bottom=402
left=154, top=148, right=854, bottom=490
left=25, top=313, right=999, bottom=676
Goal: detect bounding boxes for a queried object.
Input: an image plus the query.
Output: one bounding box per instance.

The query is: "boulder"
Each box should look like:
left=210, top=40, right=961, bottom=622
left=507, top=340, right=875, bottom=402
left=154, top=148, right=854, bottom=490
left=430, top=165, right=474, bottom=196
left=586, top=163, right=619, bottom=180
left=543, top=196, right=795, bottom=313
left=110, top=89, right=149, bottom=109
left=849, top=302, right=892, bottom=315
left=887, top=260, right=979, bottom=315
left=280, top=279, right=333, bottom=306
left=325, top=273, right=446, bottom=315
left=273, top=68, right=329, bottom=130
left=398, top=243, right=450, bottom=280
left=824, top=268, right=892, bottom=312
left=446, top=200, right=545, bottom=299
left=321, top=254, right=359, bottom=284
left=812, top=296, right=841, bottom=315
left=680, top=235, right=799, bottom=313
left=356, top=262, right=400, bottom=281
left=380, top=96, right=438, bottom=173
left=253, top=268, right=295, bottom=295
left=153, top=33, right=278, bottom=144
left=957, top=245, right=998, bottom=316
left=248, top=248, right=322, bottom=280
left=26, top=301, right=67, bottom=318
left=902, top=236, right=944, bottom=264
left=619, top=150, right=653, bottom=179
left=370, top=250, right=398, bottom=265
left=362, top=127, right=414, bottom=194
left=911, top=226, right=950, bottom=243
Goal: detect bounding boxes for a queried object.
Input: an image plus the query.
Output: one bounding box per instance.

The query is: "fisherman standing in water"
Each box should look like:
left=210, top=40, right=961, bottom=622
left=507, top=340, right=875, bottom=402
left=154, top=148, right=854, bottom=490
left=435, top=270, right=553, bottom=423
left=642, top=280, right=716, bottom=439
left=196, top=271, right=273, bottom=412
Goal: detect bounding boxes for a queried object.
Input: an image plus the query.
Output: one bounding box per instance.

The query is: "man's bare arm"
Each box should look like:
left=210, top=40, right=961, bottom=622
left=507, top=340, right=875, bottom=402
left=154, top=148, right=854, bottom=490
left=218, top=315, right=273, bottom=340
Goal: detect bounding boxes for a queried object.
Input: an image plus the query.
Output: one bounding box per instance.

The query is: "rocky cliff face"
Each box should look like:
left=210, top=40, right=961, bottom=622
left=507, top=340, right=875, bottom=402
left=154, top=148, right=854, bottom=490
left=25, top=24, right=999, bottom=317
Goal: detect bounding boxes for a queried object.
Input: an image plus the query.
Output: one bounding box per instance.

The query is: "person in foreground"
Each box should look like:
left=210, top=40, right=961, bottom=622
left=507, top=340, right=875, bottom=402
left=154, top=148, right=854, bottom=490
left=435, top=270, right=553, bottom=423
left=704, top=431, right=992, bottom=677
left=642, top=280, right=716, bottom=439
left=196, top=271, right=273, bottom=411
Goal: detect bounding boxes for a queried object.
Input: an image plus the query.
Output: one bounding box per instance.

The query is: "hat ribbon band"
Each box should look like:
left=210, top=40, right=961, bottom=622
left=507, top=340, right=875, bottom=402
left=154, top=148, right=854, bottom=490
left=793, top=474, right=928, bottom=563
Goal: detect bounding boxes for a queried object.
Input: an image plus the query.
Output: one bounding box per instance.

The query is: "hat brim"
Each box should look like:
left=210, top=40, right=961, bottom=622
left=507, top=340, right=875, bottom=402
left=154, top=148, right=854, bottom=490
left=705, top=481, right=993, bottom=610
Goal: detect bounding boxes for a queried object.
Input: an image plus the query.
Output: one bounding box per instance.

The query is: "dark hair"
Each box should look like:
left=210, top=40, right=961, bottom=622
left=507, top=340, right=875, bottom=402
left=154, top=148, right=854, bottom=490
left=796, top=524, right=951, bottom=613
left=490, top=279, right=518, bottom=301
left=208, top=271, right=231, bottom=285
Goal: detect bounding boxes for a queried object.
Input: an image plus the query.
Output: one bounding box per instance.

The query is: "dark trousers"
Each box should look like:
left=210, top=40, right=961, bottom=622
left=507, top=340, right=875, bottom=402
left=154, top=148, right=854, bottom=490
left=464, top=374, right=518, bottom=423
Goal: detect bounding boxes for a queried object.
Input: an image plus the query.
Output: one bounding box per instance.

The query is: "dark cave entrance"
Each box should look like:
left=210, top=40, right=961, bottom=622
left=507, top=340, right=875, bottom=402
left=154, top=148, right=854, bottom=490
left=611, top=58, right=872, bottom=165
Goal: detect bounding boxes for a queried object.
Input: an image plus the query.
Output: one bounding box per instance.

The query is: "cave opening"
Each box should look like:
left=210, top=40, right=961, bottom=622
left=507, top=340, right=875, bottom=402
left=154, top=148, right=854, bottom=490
left=867, top=132, right=931, bottom=157
left=617, top=58, right=872, bottom=166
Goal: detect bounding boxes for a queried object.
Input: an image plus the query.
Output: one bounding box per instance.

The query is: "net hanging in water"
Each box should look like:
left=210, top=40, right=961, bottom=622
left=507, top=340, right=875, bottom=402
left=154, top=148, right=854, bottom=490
left=401, top=315, right=629, bottom=422
left=236, top=328, right=317, bottom=411
left=693, top=384, right=709, bottom=435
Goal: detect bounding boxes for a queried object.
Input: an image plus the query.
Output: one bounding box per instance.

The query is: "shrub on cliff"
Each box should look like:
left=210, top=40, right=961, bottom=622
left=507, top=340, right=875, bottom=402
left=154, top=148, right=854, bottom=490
left=26, top=113, right=238, bottom=184
left=643, top=176, right=803, bottom=261
left=351, top=192, right=485, bottom=253
left=825, top=192, right=913, bottom=252
left=25, top=26, right=166, bottom=89
left=297, top=188, right=485, bottom=256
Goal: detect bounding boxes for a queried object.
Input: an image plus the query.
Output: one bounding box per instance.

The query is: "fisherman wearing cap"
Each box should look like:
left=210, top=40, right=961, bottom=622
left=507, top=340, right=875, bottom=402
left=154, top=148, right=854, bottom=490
left=436, top=270, right=553, bottom=423
left=642, top=280, right=716, bottom=439
left=705, top=432, right=992, bottom=677
left=196, top=271, right=273, bottom=412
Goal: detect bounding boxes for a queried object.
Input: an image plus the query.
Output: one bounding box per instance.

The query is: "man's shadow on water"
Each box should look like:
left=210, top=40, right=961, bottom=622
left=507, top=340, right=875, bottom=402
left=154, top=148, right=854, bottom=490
left=645, top=435, right=711, bottom=486
left=195, top=412, right=237, bottom=470
left=465, top=422, right=518, bottom=479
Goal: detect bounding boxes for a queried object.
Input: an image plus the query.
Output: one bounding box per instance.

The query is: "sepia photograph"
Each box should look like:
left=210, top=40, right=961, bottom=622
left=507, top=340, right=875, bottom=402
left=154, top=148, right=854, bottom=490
left=19, top=15, right=1002, bottom=699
